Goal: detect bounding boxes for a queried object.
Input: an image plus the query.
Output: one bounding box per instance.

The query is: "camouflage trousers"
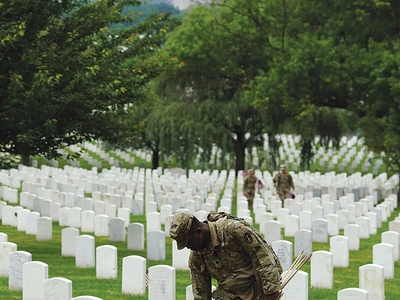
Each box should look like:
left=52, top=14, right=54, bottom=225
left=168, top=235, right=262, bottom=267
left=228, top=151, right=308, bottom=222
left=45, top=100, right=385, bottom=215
left=244, top=189, right=255, bottom=210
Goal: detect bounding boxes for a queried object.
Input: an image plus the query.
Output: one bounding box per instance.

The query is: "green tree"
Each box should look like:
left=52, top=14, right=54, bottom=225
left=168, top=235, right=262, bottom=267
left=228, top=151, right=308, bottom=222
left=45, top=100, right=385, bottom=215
left=356, top=41, right=400, bottom=177
left=101, top=88, right=168, bottom=170
left=160, top=3, right=296, bottom=173
left=0, top=0, right=171, bottom=165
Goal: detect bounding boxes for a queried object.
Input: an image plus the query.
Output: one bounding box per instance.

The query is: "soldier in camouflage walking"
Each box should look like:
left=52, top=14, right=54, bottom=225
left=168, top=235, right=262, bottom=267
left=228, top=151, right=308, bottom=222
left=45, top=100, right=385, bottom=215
left=243, top=169, right=258, bottom=210
left=273, top=165, right=295, bottom=203
left=169, top=211, right=283, bottom=300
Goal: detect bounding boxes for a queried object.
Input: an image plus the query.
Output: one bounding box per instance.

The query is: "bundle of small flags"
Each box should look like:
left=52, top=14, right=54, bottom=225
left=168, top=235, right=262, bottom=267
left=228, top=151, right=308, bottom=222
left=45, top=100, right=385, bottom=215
left=277, top=251, right=312, bottom=300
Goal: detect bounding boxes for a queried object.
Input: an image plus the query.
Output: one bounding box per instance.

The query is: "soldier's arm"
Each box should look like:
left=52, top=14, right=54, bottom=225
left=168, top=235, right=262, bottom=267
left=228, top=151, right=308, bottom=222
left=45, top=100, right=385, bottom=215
left=189, top=252, right=212, bottom=300
left=231, top=222, right=282, bottom=295
left=273, top=174, right=280, bottom=186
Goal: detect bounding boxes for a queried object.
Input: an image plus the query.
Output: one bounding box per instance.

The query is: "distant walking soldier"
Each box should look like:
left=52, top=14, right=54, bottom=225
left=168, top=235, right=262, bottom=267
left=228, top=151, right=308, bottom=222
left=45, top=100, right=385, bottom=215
left=273, top=165, right=295, bottom=202
left=243, top=169, right=257, bottom=210
left=169, top=211, right=283, bottom=300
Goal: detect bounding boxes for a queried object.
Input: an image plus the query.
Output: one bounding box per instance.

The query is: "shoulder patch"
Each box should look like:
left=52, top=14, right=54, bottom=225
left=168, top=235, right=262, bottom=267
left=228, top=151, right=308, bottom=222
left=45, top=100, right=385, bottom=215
left=242, top=231, right=253, bottom=243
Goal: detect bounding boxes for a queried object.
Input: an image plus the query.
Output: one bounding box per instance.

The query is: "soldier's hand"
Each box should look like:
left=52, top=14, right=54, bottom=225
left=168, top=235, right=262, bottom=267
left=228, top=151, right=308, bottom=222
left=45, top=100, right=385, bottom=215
left=267, top=290, right=282, bottom=300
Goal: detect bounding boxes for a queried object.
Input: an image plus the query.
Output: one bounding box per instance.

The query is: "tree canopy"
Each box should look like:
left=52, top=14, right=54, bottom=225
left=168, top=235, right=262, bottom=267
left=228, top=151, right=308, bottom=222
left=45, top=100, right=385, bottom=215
left=142, top=0, right=400, bottom=173
left=0, top=0, right=174, bottom=164
left=3, top=0, right=400, bottom=174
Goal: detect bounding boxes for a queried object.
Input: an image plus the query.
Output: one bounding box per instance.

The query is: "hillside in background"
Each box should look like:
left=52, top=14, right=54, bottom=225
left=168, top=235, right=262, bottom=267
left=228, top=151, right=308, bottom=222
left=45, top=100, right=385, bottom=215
left=149, top=0, right=173, bottom=5
left=113, top=1, right=182, bottom=29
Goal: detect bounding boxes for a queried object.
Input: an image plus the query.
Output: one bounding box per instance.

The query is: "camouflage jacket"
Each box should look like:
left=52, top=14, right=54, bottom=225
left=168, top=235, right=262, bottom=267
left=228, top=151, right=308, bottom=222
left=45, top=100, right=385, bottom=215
left=273, top=173, right=295, bottom=191
left=243, top=175, right=258, bottom=192
left=189, top=215, right=282, bottom=300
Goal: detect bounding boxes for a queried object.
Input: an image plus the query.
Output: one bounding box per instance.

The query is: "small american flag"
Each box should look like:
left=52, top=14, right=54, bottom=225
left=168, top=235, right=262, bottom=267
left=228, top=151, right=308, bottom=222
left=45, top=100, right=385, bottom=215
left=145, top=270, right=150, bottom=287
left=257, top=179, right=264, bottom=190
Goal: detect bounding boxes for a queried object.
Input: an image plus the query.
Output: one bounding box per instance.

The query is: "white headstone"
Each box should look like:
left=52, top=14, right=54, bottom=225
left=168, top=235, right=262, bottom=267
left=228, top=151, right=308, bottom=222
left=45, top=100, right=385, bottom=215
left=148, top=265, right=176, bottom=300
left=0, top=233, right=7, bottom=243
left=327, top=214, right=339, bottom=236
left=23, top=261, right=49, bottom=300
left=172, top=240, right=190, bottom=270
left=382, top=231, right=399, bottom=261
left=312, top=219, right=328, bottom=243
left=0, top=242, right=17, bottom=276
left=294, top=229, right=312, bottom=257
left=96, top=245, right=117, bottom=279
left=59, top=207, right=71, bottom=227
left=311, top=251, right=333, bottom=289
left=81, top=210, right=95, bottom=233
left=337, top=288, right=368, bottom=300
left=263, top=221, right=281, bottom=245
left=61, top=227, right=79, bottom=257
left=17, top=209, right=30, bottom=232
left=147, top=231, right=166, bottom=261
left=373, top=243, right=394, bottom=279
left=26, top=212, right=40, bottom=235
left=359, top=264, right=384, bottom=300
left=94, top=214, right=109, bottom=237
left=37, top=217, right=52, bottom=241
left=132, top=199, right=144, bottom=215
left=281, top=270, right=308, bottom=300
left=104, top=203, right=117, bottom=219
left=366, top=212, right=377, bottom=235
left=146, top=212, right=162, bottom=232
left=337, top=210, right=349, bottom=230
left=344, top=224, right=360, bottom=251
left=272, top=240, right=293, bottom=271
left=285, top=215, right=300, bottom=237
left=75, top=235, right=95, bottom=268
left=43, top=277, right=72, bottom=300
left=127, top=223, right=144, bottom=251
left=109, top=218, right=126, bottom=242
left=50, top=202, right=61, bottom=222
left=122, top=255, right=146, bottom=295
left=330, top=236, right=349, bottom=267
left=355, top=217, right=370, bottom=239
left=9, top=251, right=32, bottom=290
left=93, top=201, right=105, bottom=215
left=116, top=208, right=130, bottom=227
left=299, top=211, right=312, bottom=231
left=277, top=208, right=290, bottom=227
left=160, top=205, right=173, bottom=225
left=388, top=220, right=400, bottom=235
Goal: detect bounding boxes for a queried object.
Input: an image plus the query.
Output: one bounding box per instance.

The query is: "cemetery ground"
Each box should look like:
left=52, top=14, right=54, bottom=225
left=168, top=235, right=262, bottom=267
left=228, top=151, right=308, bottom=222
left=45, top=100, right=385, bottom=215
left=0, top=137, right=398, bottom=299
left=1, top=202, right=400, bottom=299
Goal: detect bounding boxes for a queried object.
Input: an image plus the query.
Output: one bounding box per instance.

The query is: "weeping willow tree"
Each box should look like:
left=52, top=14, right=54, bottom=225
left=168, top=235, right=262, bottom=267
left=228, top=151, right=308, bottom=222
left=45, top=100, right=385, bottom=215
left=288, top=106, right=350, bottom=170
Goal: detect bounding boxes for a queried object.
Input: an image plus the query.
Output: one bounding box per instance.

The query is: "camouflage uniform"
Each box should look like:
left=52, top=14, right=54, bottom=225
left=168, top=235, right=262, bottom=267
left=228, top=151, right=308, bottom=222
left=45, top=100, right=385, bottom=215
left=273, top=172, right=295, bottom=202
left=243, top=174, right=258, bottom=210
left=189, top=215, right=282, bottom=300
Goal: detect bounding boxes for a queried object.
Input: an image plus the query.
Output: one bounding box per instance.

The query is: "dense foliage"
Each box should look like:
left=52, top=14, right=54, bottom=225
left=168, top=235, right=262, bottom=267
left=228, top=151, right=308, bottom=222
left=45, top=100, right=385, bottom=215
left=0, top=0, right=173, bottom=164
left=2, top=0, right=400, bottom=175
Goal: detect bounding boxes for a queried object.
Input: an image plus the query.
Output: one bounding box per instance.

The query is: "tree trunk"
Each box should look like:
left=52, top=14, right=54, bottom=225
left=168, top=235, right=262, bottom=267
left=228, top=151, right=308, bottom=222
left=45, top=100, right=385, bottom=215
left=234, top=139, right=246, bottom=175
left=152, top=147, right=159, bottom=170
left=21, top=154, right=30, bottom=166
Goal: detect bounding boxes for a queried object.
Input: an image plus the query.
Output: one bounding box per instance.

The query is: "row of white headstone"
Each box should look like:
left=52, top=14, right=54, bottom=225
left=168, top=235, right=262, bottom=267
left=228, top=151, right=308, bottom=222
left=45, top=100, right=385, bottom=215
left=0, top=164, right=235, bottom=299
left=0, top=229, right=193, bottom=300
left=0, top=163, right=398, bottom=298
left=55, top=134, right=382, bottom=177
left=245, top=134, right=384, bottom=175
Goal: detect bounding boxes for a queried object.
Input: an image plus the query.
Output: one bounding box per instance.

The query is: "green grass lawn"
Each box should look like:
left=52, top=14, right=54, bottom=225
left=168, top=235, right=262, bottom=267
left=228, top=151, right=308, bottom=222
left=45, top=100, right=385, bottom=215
left=1, top=142, right=397, bottom=299
left=1, top=204, right=400, bottom=299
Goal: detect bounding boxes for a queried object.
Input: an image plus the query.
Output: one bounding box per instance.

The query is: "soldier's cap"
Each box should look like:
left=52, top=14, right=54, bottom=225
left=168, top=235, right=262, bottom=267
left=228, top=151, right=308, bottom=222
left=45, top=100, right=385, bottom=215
left=169, top=211, right=194, bottom=250
left=280, top=164, right=286, bottom=169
